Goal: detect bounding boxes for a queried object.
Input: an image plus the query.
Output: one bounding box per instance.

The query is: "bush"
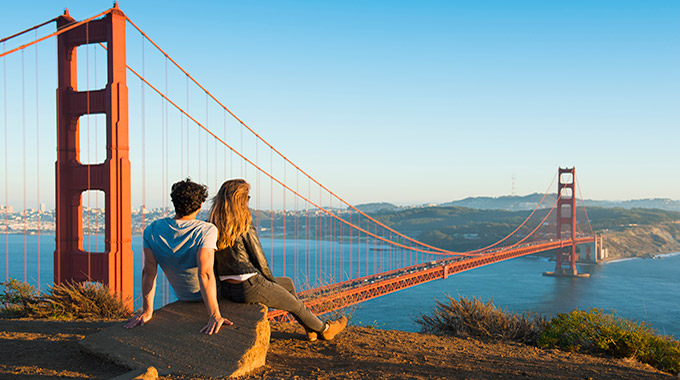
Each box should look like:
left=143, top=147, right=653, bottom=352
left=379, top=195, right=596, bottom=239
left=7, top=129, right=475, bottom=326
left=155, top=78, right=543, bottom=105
left=0, top=279, right=41, bottom=317
left=32, top=281, right=131, bottom=320
left=0, top=279, right=131, bottom=320
left=538, top=309, right=680, bottom=375
left=415, top=295, right=547, bottom=345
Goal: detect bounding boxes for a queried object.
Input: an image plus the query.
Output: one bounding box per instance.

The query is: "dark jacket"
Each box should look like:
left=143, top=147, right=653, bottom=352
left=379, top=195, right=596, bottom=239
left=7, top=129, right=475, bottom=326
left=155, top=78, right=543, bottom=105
left=214, top=227, right=275, bottom=282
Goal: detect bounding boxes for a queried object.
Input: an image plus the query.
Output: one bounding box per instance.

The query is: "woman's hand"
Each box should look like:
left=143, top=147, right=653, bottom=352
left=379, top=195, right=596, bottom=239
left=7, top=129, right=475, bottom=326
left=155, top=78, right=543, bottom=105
left=124, top=310, right=153, bottom=329
left=200, top=315, right=234, bottom=335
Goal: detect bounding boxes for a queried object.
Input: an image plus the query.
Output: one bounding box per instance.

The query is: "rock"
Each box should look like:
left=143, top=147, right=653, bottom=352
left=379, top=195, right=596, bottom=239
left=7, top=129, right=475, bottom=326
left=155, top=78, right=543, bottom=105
left=108, top=366, right=158, bottom=380
left=81, top=299, right=270, bottom=378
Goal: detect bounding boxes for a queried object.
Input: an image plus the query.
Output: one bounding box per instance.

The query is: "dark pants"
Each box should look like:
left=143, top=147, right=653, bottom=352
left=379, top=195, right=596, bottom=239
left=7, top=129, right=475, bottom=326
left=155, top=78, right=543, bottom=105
left=221, top=275, right=326, bottom=333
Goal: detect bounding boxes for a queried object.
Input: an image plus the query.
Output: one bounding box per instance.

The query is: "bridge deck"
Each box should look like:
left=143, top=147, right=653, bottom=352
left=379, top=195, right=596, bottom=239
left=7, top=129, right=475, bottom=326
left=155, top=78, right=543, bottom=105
left=268, top=237, right=595, bottom=321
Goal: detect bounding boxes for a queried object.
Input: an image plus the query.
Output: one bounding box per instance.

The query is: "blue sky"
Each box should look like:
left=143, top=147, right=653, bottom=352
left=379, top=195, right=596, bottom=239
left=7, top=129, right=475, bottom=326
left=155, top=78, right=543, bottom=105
left=1, top=1, right=679, bottom=209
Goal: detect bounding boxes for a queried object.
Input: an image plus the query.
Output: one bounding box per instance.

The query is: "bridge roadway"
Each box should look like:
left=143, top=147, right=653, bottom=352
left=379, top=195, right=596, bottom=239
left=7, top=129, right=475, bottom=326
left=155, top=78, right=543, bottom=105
left=268, top=236, right=596, bottom=321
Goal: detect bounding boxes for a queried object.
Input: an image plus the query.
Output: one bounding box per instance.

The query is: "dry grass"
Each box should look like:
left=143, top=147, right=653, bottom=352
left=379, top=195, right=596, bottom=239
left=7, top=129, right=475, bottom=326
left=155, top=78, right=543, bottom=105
left=1, top=279, right=131, bottom=320
left=415, top=295, right=547, bottom=344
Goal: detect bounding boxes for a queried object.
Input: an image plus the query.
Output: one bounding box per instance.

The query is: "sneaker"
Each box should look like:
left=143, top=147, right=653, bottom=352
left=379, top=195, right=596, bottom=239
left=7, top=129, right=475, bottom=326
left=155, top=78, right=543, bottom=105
left=320, top=316, right=347, bottom=341
left=306, top=330, right=318, bottom=342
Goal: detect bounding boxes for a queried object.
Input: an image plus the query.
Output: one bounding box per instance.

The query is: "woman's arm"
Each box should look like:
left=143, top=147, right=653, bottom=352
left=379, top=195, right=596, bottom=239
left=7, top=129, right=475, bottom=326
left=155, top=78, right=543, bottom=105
left=244, top=228, right=276, bottom=282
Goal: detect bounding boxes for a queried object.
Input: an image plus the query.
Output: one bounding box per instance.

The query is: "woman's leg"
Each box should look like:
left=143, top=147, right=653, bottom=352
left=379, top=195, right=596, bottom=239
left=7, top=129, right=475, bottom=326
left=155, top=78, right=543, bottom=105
left=238, top=275, right=326, bottom=333
left=274, top=277, right=297, bottom=297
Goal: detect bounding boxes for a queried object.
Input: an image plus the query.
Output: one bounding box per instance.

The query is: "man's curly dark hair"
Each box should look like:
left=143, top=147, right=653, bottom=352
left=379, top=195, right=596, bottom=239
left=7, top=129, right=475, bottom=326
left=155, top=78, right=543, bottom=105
left=171, top=178, right=209, bottom=217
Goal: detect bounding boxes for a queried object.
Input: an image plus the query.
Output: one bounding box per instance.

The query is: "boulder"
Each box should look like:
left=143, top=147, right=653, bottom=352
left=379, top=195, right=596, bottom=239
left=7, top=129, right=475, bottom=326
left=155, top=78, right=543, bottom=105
left=81, top=299, right=269, bottom=378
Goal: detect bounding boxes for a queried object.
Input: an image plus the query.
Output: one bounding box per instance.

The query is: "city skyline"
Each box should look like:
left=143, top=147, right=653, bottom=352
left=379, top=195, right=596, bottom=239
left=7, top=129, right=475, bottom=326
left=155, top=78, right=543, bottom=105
left=2, top=1, right=679, bottom=210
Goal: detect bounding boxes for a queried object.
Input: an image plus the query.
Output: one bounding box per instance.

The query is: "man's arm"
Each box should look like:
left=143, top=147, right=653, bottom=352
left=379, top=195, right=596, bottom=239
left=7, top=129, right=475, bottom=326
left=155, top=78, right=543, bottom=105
left=124, top=248, right=158, bottom=328
left=197, top=247, right=233, bottom=334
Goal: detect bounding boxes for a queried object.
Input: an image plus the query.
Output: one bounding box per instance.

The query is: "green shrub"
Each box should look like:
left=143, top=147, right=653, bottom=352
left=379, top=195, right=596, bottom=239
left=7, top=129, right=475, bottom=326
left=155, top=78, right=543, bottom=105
left=0, top=279, right=41, bottom=317
left=415, top=295, right=547, bottom=345
left=538, top=309, right=680, bottom=374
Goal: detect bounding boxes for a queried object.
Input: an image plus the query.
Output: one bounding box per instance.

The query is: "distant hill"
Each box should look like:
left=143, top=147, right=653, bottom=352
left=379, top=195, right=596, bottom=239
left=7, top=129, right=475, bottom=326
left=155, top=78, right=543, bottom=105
left=440, top=194, right=680, bottom=212
left=354, top=202, right=402, bottom=213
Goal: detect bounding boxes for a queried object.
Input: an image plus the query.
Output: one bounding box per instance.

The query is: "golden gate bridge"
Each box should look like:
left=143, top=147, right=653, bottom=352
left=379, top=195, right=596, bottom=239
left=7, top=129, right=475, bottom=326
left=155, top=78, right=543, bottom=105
left=0, top=5, right=599, bottom=321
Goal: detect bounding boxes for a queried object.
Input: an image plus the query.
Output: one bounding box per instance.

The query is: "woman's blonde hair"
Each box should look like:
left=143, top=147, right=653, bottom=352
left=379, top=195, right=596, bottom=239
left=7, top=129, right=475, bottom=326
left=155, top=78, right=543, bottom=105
left=208, top=179, right=252, bottom=249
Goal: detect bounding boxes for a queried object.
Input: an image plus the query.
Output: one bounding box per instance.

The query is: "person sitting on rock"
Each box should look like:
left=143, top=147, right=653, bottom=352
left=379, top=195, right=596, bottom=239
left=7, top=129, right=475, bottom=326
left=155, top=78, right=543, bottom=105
left=208, top=178, right=347, bottom=341
left=125, top=178, right=232, bottom=335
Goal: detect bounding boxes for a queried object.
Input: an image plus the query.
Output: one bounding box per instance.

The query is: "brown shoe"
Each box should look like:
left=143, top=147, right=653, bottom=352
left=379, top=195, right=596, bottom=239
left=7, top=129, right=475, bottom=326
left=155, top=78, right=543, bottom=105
left=320, top=316, right=347, bottom=341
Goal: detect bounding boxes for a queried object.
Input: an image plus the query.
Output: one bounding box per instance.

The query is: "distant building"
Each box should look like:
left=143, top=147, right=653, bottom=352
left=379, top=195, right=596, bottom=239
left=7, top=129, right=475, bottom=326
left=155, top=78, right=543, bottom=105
left=40, top=203, right=46, bottom=212
left=0, top=205, right=14, bottom=213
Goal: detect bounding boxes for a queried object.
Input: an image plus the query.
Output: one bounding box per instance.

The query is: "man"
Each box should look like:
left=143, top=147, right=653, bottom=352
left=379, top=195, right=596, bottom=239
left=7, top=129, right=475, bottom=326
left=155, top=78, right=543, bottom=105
left=125, top=179, right=232, bottom=334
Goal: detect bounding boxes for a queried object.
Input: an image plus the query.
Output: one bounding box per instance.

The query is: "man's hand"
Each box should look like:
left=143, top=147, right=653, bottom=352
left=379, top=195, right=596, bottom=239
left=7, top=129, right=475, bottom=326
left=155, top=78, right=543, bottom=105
left=124, top=310, right=153, bottom=329
left=200, top=315, right=233, bottom=335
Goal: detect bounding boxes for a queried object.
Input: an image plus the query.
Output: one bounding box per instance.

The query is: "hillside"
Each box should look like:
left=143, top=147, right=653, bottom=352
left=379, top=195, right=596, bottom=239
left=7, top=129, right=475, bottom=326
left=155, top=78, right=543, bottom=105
left=602, top=222, right=680, bottom=258
left=366, top=206, right=680, bottom=258
left=440, top=194, right=680, bottom=212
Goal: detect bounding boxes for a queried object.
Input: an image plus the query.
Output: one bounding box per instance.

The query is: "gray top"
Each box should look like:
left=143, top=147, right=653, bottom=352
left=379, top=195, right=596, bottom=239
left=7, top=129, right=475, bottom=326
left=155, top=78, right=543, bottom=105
left=143, top=218, right=218, bottom=301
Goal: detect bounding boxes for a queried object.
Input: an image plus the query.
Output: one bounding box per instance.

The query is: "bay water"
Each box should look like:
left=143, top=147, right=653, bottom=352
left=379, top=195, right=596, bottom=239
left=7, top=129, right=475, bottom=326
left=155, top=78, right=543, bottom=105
left=2, top=234, right=678, bottom=339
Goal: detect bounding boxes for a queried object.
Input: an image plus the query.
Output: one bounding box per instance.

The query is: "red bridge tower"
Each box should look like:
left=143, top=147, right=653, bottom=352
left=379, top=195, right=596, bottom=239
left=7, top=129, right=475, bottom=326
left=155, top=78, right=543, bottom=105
left=543, top=167, right=589, bottom=277
left=54, top=6, right=133, bottom=308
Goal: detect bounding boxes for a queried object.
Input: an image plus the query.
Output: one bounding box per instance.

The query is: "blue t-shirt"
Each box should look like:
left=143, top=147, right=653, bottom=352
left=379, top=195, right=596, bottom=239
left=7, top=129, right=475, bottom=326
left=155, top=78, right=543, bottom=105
left=143, top=218, right=218, bottom=301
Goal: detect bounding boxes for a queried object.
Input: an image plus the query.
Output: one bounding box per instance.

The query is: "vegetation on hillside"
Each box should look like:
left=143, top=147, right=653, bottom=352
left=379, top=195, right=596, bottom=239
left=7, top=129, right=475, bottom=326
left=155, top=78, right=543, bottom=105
left=415, top=295, right=546, bottom=344
left=417, top=296, right=680, bottom=375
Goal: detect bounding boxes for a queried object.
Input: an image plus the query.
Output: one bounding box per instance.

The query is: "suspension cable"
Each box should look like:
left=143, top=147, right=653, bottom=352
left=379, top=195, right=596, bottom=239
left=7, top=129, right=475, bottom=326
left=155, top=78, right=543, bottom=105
left=0, top=16, right=59, bottom=44
left=0, top=9, right=112, bottom=59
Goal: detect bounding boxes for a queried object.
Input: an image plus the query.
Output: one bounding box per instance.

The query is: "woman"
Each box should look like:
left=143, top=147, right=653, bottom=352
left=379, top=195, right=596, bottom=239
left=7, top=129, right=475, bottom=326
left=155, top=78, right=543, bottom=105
left=208, top=179, right=346, bottom=341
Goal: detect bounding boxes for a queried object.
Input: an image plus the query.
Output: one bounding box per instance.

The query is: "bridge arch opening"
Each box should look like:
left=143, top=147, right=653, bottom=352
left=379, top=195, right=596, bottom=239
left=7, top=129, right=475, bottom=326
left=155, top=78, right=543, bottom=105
left=78, top=114, right=106, bottom=165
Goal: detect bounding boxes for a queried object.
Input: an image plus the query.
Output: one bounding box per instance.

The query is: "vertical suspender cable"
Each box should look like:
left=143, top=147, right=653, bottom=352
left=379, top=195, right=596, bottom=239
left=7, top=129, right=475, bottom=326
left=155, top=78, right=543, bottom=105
left=365, top=219, right=369, bottom=276
left=282, top=162, right=286, bottom=277
left=141, top=34, right=146, bottom=234
left=21, top=49, right=26, bottom=282
left=162, top=57, right=170, bottom=305
left=223, top=109, right=227, bottom=180
left=164, top=57, right=169, bottom=305
left=86, top=24, right=91, bottom=278
left=94, top=42, right=99, bottom=252
left=270, top=150, right=273, bottom=273
left=349, top=213, right=352, bottom=279
left=328, top=193, right=335, bottom=280
left=205, top=94, right=208, bottom=198
left=306, top=179, right=310, bottom=285
left=294, top=171, right=299, bottom=287
left=197, top=96, right=201, bottom=185
left=255, top=141, right=260, bottom=238
left=160, top=58, right=166, bottom=305
left=34, top=31, right=41, bottom=288
left=357, top=215, right=361, bottom=278
left=186, top=76, right=189, bottom=177
left=3, top=42, right=7, bottom=281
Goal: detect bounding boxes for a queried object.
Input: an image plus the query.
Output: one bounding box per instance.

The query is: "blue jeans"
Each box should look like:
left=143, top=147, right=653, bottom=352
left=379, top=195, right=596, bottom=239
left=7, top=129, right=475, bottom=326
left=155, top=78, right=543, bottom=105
left=221, top=275, right=326, bottom=333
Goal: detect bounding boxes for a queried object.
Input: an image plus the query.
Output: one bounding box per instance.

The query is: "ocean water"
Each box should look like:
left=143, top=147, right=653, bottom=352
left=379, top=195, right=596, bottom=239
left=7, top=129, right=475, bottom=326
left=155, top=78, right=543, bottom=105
left=2, top=234, right=678, bottom=339
left=352, top=252, right=680, bottom=338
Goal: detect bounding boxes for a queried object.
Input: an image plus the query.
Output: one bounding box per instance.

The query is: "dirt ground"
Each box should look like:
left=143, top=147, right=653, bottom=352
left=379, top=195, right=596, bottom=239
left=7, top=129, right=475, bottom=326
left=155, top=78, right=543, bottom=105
left=0, top=318, right=676, bottom=380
